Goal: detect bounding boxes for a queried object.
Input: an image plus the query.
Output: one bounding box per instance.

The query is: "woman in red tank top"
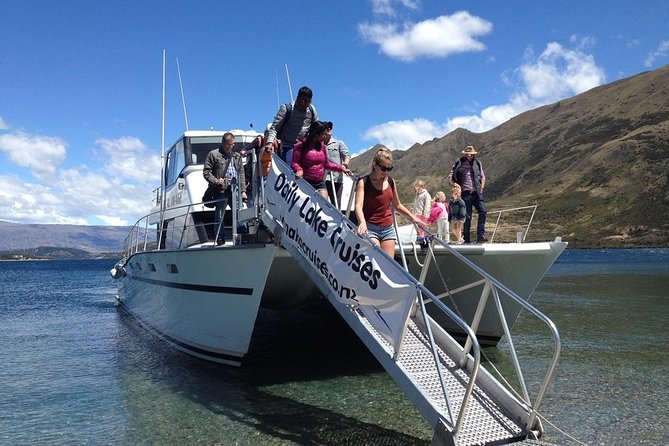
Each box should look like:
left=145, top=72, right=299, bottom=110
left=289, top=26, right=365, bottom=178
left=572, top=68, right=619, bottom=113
left=354, top=146, right=421, bottom=258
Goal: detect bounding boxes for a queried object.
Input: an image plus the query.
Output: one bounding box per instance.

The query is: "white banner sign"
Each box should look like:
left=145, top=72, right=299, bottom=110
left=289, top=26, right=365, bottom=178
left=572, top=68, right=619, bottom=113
left=264, top=159, right=416, bottom=352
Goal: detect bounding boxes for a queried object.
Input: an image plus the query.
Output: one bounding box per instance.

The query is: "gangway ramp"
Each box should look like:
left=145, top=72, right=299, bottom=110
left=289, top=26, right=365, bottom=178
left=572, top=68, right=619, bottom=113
left=260, top=158, right=559, bottom=445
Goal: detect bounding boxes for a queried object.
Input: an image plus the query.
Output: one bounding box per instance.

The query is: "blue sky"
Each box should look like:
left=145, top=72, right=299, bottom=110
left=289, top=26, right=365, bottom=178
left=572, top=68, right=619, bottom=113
left=1, top=0, right=668, bottom=226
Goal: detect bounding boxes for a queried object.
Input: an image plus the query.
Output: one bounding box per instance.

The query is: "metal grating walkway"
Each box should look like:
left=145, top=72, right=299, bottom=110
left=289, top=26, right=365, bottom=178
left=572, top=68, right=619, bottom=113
left=357, top=309, right=526, bottom=446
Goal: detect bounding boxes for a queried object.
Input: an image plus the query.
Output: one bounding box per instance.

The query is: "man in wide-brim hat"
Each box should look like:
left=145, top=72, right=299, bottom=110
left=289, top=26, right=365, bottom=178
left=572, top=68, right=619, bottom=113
left=448, top=145, right=487, bottom=243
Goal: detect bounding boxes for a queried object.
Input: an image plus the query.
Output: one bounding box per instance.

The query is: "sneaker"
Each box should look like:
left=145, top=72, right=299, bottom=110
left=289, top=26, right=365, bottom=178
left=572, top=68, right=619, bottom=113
left=476, top=237, right=488, bottom=243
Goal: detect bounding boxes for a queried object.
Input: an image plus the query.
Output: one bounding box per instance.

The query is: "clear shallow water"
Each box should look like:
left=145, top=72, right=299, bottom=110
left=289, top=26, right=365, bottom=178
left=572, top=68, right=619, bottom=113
left=0, top=250, right=667, bottom=445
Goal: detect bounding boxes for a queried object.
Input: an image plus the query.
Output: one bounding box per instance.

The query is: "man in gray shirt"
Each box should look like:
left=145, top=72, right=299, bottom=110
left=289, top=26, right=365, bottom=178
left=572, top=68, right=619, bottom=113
left=323, top=121, right=350, bottom=208
left=265, top=86, right=318, bottom=164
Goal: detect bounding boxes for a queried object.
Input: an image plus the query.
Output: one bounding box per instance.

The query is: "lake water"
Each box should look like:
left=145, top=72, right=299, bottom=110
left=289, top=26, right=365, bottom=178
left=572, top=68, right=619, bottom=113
left=0, top=249, right=667, bottom=445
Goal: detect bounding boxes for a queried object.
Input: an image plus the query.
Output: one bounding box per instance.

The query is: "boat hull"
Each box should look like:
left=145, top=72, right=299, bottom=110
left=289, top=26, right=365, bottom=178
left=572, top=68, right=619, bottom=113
left=260, top=240, right=566, bottom=345
left=115, top=244, right=276, bottom=365
left=408, top=241, right=567, bottom=344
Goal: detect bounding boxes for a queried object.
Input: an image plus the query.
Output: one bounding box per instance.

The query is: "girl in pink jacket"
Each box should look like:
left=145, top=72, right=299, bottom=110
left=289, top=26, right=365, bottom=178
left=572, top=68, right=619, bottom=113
left=292, top=120, right=350, bottom=199
left=427, top=191, right=450, bottom=242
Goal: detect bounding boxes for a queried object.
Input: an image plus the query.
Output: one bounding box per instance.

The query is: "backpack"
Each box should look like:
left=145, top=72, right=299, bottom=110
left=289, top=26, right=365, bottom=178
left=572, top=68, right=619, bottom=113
left=276, top=102, right=316, bottom=139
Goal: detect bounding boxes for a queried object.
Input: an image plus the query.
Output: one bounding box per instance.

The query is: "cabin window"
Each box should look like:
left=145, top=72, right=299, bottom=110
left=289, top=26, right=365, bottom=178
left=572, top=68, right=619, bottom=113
left=186, top=135, right=251, bottom=166
left=164, top=139, right=185, bottom=186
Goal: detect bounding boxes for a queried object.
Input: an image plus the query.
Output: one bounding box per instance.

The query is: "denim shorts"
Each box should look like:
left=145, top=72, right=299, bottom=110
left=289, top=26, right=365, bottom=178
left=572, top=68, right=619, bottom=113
left=367, top=223, right=397, bottom=242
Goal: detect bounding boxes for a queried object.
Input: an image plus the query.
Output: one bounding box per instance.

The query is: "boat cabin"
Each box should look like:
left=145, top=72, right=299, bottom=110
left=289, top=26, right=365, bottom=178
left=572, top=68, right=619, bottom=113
left=152, top=130, right=262, bottom=248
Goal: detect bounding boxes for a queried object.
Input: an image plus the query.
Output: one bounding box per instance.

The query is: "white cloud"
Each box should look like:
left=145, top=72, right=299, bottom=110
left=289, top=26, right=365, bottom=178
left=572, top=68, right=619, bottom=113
left=371, top=0, right=420, bottom=17
left=0, top=117, right=10, bottom=130
left=0, top=164, right=155, bottom=226
left=96, top=215, right=131, bottom=226
left=359, top=11, right=493, bottom=62
left=0, top=130, right=160, bottom=225
left=520, top=42, right=606, bottom=101
left=0, top=131, right=67, bottom=178
left=0, top=175, right=86, bottom=225
left=644, top=40, right=669, bottom=67
left=363, top=41, right=606, bottom=150
left=613, top=35, right=640, bottom=49
left=94, top=136, right=162, bottom=184
left=569, top=34, right=597, bottom=50
left=363, top=118, right=450, bottom=151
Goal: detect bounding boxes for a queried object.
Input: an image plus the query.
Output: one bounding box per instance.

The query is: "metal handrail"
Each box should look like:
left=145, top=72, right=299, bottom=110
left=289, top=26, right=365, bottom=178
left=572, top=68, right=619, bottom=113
left=289, top=208, right=483, bottom=435
left=335, top=172, right=558, bottom=435
left=488, top=204, right=537, bottom=243
left=272, top=172, right=482, bottom=435
left=403, top=202, right=539, bottom=243
left=122, top=194, right=246, bottom=256
left=411, top=227, right=561, bottom=431
left=122, top=158, right=254, bottom=257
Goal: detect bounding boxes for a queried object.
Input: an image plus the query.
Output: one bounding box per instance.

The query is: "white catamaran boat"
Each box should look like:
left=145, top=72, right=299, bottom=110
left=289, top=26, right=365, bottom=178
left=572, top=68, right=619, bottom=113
left=112, top=128, right=567, bottom=445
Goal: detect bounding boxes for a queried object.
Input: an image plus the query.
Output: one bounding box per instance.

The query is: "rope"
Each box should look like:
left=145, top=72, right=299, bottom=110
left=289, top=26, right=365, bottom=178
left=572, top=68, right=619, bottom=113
left=480, top=350, right=590, bottom=446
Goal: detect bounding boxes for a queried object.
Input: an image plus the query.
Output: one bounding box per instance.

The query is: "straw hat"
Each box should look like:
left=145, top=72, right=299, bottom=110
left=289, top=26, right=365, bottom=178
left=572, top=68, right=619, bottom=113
left=462, top=145, right=478, bottom=155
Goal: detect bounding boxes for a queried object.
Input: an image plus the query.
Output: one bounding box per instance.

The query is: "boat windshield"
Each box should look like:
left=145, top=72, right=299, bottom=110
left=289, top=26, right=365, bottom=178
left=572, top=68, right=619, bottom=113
left=186, top=135, right=253, bottom=166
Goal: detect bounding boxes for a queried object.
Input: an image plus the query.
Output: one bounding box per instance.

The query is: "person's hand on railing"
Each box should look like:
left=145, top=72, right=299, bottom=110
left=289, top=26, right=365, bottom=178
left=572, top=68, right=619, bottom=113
left=409, top=213, right=428, bottom=231
left=357, top=220, right=368, bottom=237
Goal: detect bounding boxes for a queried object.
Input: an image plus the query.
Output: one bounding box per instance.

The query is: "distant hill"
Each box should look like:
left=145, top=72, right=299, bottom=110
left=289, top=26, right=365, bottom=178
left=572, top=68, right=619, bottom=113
left=3, top=66, right=667, bottom=252
left=350, top=65, right=669, bottom=248
left=0, top=222, right=129, bottom=256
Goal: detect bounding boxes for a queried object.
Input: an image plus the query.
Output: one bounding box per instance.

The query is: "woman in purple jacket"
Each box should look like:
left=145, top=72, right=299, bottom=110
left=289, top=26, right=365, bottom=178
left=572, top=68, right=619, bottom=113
left=292, top=120, right=351, bottom=199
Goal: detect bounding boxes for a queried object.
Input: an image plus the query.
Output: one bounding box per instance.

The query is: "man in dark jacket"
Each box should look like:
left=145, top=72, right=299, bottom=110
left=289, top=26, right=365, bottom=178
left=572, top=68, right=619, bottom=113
left=264, top=86, right=318, bottom=164
left=203, top=132, right=246, bottom=244
left=449, top=145, right=487, bottom=243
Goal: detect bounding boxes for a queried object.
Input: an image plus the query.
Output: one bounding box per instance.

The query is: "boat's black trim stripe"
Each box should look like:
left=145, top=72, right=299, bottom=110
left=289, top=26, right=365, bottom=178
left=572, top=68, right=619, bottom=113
left=161, top=330, right=242, bottom=363
left=117, top=301, right=243, bottom=364
left=129, top=275, right=253, bottom=295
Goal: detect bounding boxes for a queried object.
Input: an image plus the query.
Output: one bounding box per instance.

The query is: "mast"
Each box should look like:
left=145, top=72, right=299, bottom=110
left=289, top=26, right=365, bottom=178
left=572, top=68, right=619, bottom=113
left=275, top=71, right=280, bottom=108
left=159, top=49, right=167, bottom=248
left=176, top=57, right=189, bottom=131
left=285, top=64, right=294, bottom=103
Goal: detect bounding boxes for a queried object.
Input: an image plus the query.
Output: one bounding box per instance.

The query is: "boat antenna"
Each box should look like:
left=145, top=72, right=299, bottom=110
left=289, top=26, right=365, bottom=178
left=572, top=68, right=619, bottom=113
left=275, top=70, right=280, bottom=108
left=159, top=49, right=167, bottom=248
left=176, top=57, right=189, bottom=131
left=285, top=64, right=294, bottom=103
left=161, top=49, right=166, bottom=196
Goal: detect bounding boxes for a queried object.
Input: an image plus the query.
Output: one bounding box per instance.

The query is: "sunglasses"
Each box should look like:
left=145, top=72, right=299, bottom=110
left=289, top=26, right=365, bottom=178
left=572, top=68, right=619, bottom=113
left=375, top=161, right=393, bottom=172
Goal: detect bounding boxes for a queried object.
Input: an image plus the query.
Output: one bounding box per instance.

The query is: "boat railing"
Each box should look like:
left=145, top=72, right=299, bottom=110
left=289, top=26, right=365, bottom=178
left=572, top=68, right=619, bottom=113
left=123, top=150, right=262, bottom=257
left=487, top=204, right=538, bottom=243
left=403, top=223, right=561, bottom=432
left=404, top=201, right=538, bottom=243
left=121, top=187, right=254, bottom=257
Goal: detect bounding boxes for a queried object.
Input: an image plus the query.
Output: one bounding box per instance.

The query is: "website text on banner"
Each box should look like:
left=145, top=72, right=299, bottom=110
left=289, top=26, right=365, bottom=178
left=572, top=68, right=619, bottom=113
left=264, top=159, right=416, bottom=351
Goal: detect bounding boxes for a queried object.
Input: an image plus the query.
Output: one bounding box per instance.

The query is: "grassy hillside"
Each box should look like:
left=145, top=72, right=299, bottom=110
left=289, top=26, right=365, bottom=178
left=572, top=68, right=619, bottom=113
left=350, top=65, right=669, bottom=248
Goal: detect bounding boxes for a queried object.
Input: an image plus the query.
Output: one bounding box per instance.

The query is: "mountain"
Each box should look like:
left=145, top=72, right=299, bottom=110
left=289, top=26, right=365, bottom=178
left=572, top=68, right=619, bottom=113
left=3, top=67, right=667, bottom=252
left=0, top=221, right=129, bottom=255
left=350, top=65, right=669, bottom=248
